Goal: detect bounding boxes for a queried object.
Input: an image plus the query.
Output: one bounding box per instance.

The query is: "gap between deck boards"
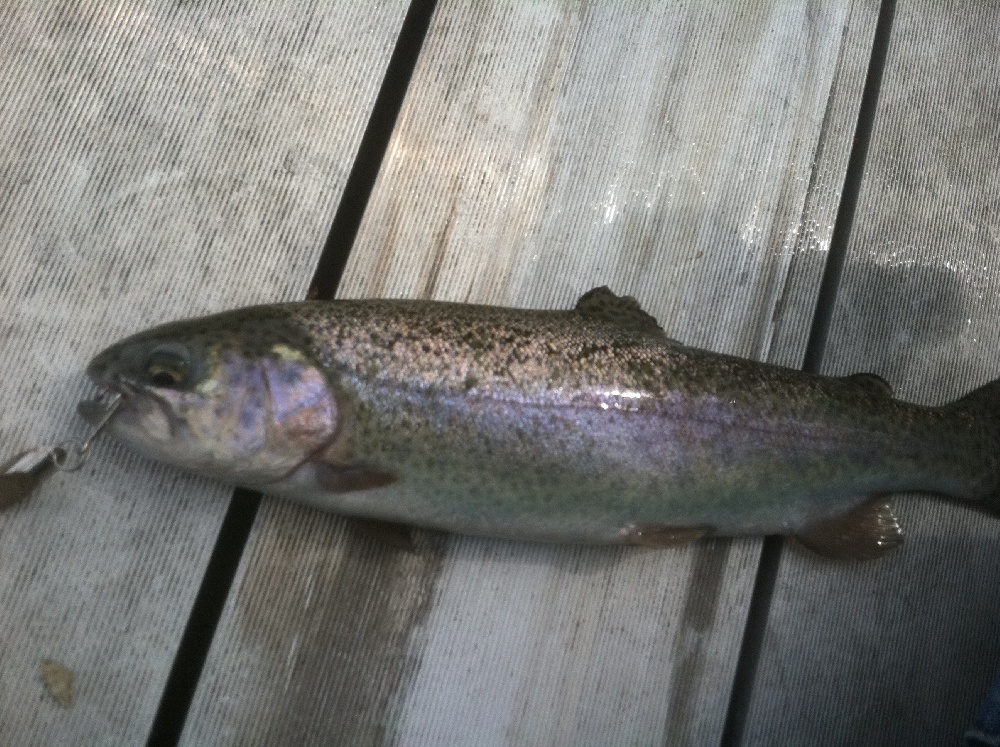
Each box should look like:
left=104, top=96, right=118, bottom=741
left=719, top=1, right=898, bottom=744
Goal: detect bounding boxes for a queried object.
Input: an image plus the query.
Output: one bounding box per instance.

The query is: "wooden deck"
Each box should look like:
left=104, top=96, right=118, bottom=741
left=2, top=1, right=998, bottom=744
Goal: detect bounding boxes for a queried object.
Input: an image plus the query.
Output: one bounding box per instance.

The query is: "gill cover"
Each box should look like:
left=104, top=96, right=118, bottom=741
left=85, top=310, right=339, bottom=486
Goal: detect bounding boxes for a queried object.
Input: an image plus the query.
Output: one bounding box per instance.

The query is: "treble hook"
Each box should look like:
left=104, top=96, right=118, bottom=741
left=51, top=394, right=123, bottom=471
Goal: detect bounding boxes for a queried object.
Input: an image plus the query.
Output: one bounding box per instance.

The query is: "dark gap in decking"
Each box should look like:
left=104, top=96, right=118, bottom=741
left=145, top=1, right=439, bottom=745
left=719, top=1, right=897, bottom=745
left=307, top=0, right=437, bottom=301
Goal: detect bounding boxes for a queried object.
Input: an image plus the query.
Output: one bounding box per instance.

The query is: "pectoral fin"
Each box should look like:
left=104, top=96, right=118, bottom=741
left=312, top=461, right=399, bottom=493
left=794, top=497, right=902, bottom=560
left=620, top=523, right=709, bottom=547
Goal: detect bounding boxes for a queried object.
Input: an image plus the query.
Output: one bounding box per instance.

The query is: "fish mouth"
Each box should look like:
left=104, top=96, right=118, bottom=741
left=78, top=353, right=134, bottom=426
left=78, top=384, right=126, bottom=426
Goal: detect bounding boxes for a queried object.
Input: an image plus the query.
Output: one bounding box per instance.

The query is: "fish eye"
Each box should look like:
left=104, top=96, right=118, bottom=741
left=145, top=346, right=190, bottom=388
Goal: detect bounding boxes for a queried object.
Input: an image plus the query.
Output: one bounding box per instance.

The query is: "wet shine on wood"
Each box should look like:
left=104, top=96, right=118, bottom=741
left=742, top=3, right=1000, bottom=744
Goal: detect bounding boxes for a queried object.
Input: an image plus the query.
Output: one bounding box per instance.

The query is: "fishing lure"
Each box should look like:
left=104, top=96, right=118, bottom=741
left=0, top=395, right=121, bottom=509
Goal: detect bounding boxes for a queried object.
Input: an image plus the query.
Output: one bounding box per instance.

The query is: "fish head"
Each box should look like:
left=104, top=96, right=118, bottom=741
left=80, top=308, right=339, bottom=487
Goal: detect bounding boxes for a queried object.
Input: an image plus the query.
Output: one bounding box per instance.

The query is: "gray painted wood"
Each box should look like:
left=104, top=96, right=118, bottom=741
left=184, top=2, right=879, bottom=745
left=0, top=2, right=409, bottom=743
left=741, top=3, right=1000, bottom=745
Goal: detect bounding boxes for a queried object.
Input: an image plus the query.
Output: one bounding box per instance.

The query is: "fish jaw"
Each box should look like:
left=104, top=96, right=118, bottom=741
left=80, top=353, right=228, bottom=480
left=81, top=357, right=178, bottom=453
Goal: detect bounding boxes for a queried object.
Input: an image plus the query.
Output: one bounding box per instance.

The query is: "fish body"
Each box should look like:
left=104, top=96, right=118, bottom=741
left=81, top=288, right=1000, bottom=559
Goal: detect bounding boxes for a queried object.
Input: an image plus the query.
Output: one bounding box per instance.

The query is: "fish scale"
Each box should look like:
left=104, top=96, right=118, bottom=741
left=79, top=287, right=1000, bottom=560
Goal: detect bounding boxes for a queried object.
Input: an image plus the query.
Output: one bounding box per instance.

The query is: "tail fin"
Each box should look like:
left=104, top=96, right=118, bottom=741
left=946, top=379, right=1000, bottom=517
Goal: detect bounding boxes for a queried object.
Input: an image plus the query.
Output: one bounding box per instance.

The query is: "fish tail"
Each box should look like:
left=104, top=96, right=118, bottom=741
left=946, top=379, right=1000, bottom=516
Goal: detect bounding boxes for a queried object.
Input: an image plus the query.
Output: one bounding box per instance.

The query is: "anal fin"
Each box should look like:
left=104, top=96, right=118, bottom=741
left=620, top=523, right=708, bottom=547
left=794, top=497, right=903, bottom=561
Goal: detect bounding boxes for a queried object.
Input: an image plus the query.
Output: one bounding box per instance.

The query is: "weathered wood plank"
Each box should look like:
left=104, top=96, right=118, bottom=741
left=0, top=2, right=409, bottom=742
left=183, top=2, right=878, bottom=744
left=741, top=3, right=1000, bottom=745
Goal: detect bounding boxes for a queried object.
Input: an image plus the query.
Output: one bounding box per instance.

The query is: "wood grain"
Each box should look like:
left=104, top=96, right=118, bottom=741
left=184, top=2, right=879, bottom=745
left=742, top=3, right=1000, bottom=745
left=0, top=1, right=409, bottom=742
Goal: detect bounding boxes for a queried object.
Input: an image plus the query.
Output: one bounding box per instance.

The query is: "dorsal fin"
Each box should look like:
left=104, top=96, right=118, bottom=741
left=841, top=372, right=894, bottom=397
left=794, top=497, right=902, bottom=560
left=575, top=286, right=666, bottom=336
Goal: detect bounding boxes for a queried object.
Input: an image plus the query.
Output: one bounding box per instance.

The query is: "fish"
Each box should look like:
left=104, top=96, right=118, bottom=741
left=78, top=287, right=1000, bottom=560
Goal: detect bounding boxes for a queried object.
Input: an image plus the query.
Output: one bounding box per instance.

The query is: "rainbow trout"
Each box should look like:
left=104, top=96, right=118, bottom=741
left=79, top=288, right=1000, bottom=559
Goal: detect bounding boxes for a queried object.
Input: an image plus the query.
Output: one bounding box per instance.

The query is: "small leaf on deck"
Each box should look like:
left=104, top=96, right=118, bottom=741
left=41, top=659, right=74, bottom=708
